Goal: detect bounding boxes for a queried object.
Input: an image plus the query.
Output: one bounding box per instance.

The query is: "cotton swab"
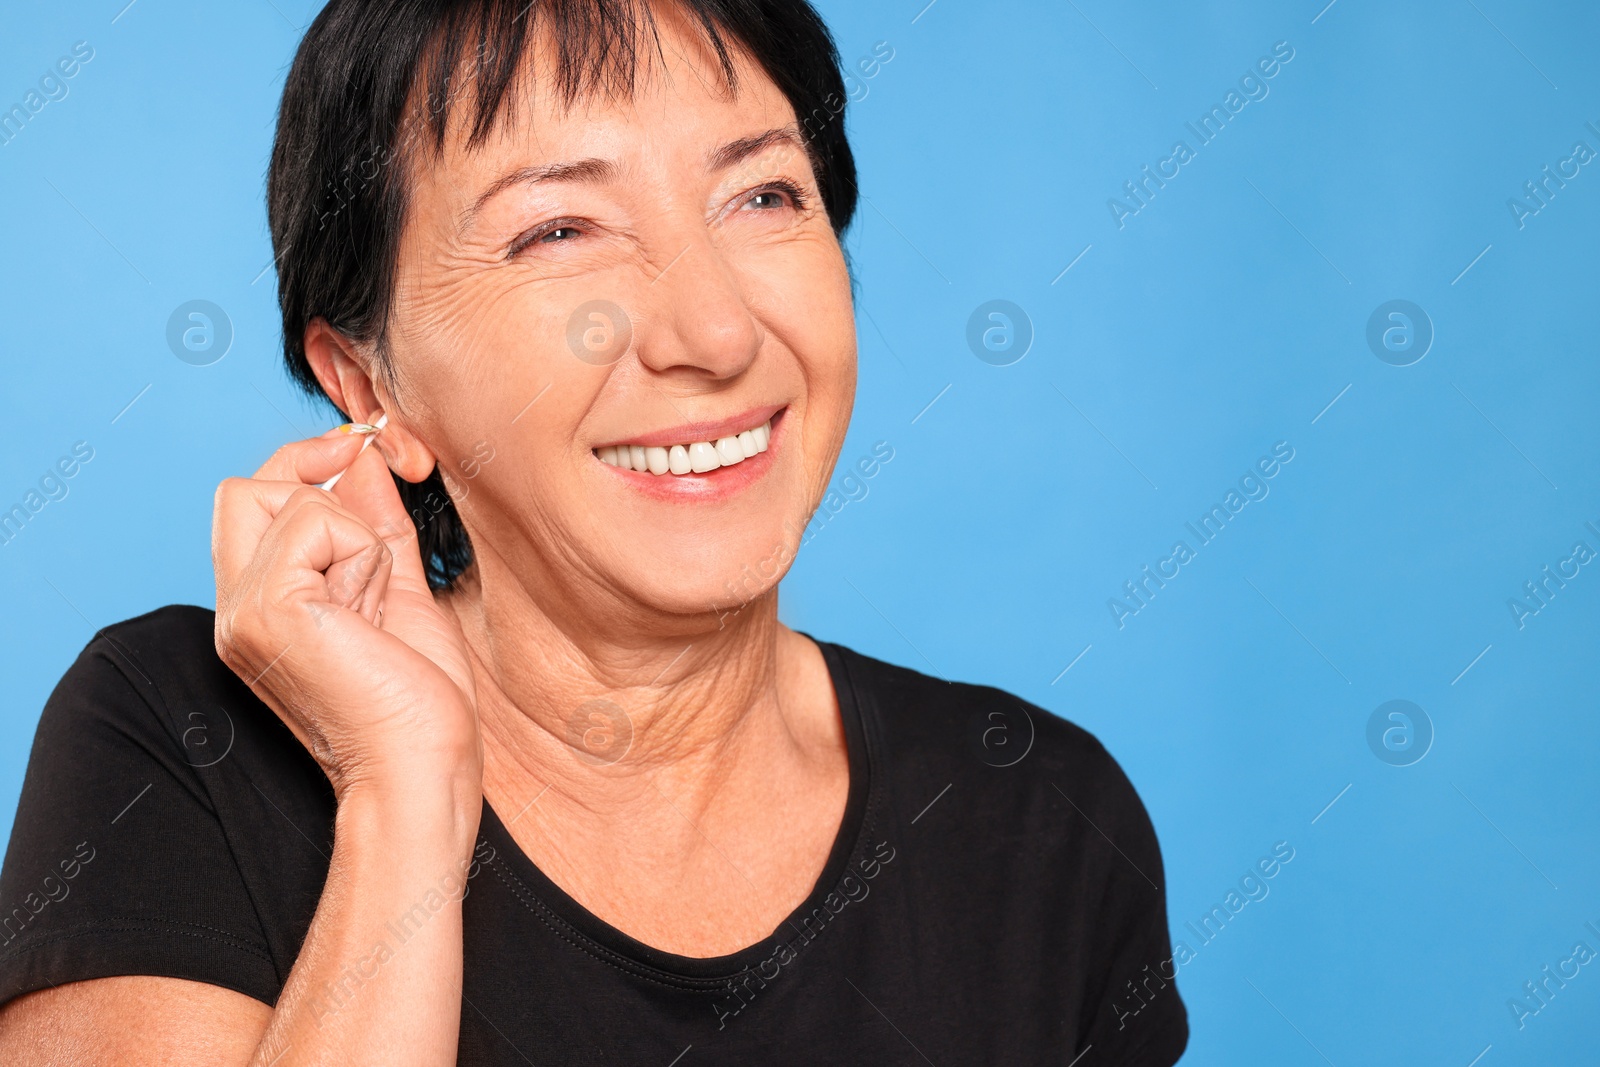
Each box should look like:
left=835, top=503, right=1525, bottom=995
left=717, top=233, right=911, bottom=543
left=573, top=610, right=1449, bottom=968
left=318, top=413, right=388, bottom=491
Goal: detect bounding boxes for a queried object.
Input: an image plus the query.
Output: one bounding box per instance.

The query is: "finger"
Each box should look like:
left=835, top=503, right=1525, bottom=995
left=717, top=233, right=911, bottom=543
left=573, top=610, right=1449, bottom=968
left=327, top=443, right=436, bottom=596
left=326, top=536, right=394, bottom=625
left=252, top=426, right=375, bottom=486
left=215, top=489, right=390, bottom=685
left=213, top=478, right=357, bottom=593
left=258, top=488, right=389, bottom=586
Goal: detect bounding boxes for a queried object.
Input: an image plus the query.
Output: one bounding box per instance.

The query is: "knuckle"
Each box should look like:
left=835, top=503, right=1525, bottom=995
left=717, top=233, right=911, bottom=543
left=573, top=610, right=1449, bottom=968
left=212, top=477, right=243, bottom=512
left=213, top=612, right=242, bottom=668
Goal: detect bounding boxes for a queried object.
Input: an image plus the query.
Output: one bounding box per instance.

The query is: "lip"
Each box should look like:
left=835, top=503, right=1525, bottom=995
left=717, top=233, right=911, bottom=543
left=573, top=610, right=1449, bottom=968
left=592, top=402, right=786, bottom=451
left=594, top=406, right=788, bottom=502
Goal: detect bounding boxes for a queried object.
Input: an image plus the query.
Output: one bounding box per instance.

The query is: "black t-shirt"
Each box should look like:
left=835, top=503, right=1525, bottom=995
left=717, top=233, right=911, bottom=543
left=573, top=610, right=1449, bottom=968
left=0, top=605, right=1187, bottom=1065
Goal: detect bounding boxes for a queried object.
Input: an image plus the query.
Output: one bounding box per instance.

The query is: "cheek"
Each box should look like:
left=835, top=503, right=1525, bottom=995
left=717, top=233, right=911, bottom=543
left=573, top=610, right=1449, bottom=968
left=771, top=246, right=857, bottom=496
left=738, top=232, right=857, bottom=401
left=387, top=271, right=622, bottom=534
left=393, top=263, right=602, bottom=432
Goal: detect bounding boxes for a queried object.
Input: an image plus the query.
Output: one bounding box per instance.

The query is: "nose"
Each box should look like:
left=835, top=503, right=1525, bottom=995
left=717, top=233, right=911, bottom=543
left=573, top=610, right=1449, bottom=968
left=633, top=233, right=762, bottom=383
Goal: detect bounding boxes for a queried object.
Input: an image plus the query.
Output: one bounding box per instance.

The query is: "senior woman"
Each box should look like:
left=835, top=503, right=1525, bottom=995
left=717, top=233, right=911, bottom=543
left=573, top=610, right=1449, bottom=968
left=0, top=1, right=1187, bottom=1063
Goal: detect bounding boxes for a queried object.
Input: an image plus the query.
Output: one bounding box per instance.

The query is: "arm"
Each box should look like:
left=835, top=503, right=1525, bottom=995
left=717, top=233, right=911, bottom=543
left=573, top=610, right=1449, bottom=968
left=0, top=978, right=271, bottom=1064
left=2, top=426, right=483, bottom=1065
left=246, top=782, right=480, bottom=1065
left=0, top=787, right=476, bottom=1066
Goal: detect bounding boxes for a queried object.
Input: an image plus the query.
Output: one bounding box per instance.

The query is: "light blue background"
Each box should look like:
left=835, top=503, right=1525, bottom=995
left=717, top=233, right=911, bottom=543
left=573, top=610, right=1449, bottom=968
left=3, top=1, right=1598, bottom=1062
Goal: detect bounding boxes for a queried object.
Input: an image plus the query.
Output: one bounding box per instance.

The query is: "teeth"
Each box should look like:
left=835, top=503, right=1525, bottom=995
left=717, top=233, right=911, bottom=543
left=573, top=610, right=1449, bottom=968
left=689, top=441, right=720, bottom=473
left=596, top=418, right=774, bottom=477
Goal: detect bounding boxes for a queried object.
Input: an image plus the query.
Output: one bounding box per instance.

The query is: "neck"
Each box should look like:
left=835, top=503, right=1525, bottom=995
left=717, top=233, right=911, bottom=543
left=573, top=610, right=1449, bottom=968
left=435, top=542, right=851, bottom=956
left=438, top=544, right=822, bottom=824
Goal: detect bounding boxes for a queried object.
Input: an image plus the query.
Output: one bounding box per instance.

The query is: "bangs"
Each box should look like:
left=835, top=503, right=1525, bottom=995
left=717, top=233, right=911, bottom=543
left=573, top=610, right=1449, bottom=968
left=405, top=0, right=741, bottom=160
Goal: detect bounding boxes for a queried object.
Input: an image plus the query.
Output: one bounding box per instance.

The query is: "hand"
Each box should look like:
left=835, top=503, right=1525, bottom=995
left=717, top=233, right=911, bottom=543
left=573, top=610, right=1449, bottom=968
left=212, top=425, right=480, bottom=802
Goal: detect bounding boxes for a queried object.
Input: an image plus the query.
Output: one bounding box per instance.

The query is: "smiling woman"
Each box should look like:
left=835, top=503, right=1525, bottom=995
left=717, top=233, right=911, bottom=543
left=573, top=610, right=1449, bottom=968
left=0, top=1, right=1186, bottom=1065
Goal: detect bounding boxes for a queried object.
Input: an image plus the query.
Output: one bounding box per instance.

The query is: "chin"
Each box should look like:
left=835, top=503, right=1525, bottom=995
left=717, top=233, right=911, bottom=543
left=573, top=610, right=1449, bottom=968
left=617, top=523, right=799, bottom=625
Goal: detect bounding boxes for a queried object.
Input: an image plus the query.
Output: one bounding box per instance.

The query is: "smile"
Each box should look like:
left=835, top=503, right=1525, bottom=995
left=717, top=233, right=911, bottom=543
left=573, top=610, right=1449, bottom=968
left=594, top=415, right=774, bottom=477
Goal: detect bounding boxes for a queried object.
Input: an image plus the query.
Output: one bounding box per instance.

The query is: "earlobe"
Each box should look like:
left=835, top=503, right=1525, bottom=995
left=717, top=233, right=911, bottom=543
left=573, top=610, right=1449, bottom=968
left=373, top=418, right=440, bottom=485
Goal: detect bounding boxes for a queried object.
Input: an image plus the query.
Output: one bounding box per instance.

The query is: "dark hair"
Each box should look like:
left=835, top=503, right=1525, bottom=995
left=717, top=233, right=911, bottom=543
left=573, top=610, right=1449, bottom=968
left=268, top=0, right=858, bottom=589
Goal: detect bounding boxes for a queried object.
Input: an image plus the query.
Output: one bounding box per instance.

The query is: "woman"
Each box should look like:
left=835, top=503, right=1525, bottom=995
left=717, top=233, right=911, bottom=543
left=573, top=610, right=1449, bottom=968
left=0, top=0, right=1187, bottom=1063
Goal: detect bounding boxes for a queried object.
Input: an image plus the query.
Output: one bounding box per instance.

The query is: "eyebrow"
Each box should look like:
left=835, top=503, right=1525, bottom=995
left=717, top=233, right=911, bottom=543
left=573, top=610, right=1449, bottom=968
left=708, top=126, right=808, bottom=173
left=459, top=157, right=616, bottom=235
left=458, top=125, right=809, bottom=237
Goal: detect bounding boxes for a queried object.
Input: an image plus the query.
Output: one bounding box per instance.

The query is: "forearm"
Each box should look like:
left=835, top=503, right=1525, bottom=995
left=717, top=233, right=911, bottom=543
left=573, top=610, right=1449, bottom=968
left=250, top=781, right=482, bottom=1066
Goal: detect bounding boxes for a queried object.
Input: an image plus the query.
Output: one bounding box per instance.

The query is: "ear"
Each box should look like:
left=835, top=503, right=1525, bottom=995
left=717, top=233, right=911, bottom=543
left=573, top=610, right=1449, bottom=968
left=303, top=318, right=438, bottom=484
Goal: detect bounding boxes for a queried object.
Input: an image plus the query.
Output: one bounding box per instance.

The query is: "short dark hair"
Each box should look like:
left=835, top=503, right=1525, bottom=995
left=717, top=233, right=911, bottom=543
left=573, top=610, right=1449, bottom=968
left=268, top=0, right=858, bottom=589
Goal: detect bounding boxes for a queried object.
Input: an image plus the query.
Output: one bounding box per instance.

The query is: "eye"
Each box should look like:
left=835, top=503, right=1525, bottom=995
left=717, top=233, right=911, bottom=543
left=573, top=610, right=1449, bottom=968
left=740, top=180, right=808, bottom=214
left=507, top=219, right=587, bottom=259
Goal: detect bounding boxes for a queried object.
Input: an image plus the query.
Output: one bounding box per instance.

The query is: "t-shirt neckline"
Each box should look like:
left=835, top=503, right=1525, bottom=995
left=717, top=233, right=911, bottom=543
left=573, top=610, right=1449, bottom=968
left=478, top=636, right=874, bottom=983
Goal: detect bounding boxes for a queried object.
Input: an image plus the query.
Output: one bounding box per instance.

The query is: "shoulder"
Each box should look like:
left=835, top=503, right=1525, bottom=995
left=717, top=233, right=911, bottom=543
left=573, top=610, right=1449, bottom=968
left=826, top=640, right=1141, bottom=802
left=79, top=601, right=224, bottom=695
left=94, top=601, right=217, bottom=651
left=824, top=642, right=1187, bottom=1062
left=50, top=603, right=222, bottom=705
left=41, top=601, right=324, bottom=805
left=2, top=605, right=327, bottom=1007
left=32, top=604, right=223, bottom=757
left=34, top=603, right=268, bottom=771
left=26, top=602, right=326, bottom=824
left=824, top=640, right=1168, bottom=882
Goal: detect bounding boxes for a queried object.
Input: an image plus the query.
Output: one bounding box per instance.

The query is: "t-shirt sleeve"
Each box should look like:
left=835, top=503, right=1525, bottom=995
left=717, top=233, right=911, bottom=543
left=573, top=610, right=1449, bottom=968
left=1070, top=740, right=1189, bottom=1067
left=0, top=632, right=282, bottom=1008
